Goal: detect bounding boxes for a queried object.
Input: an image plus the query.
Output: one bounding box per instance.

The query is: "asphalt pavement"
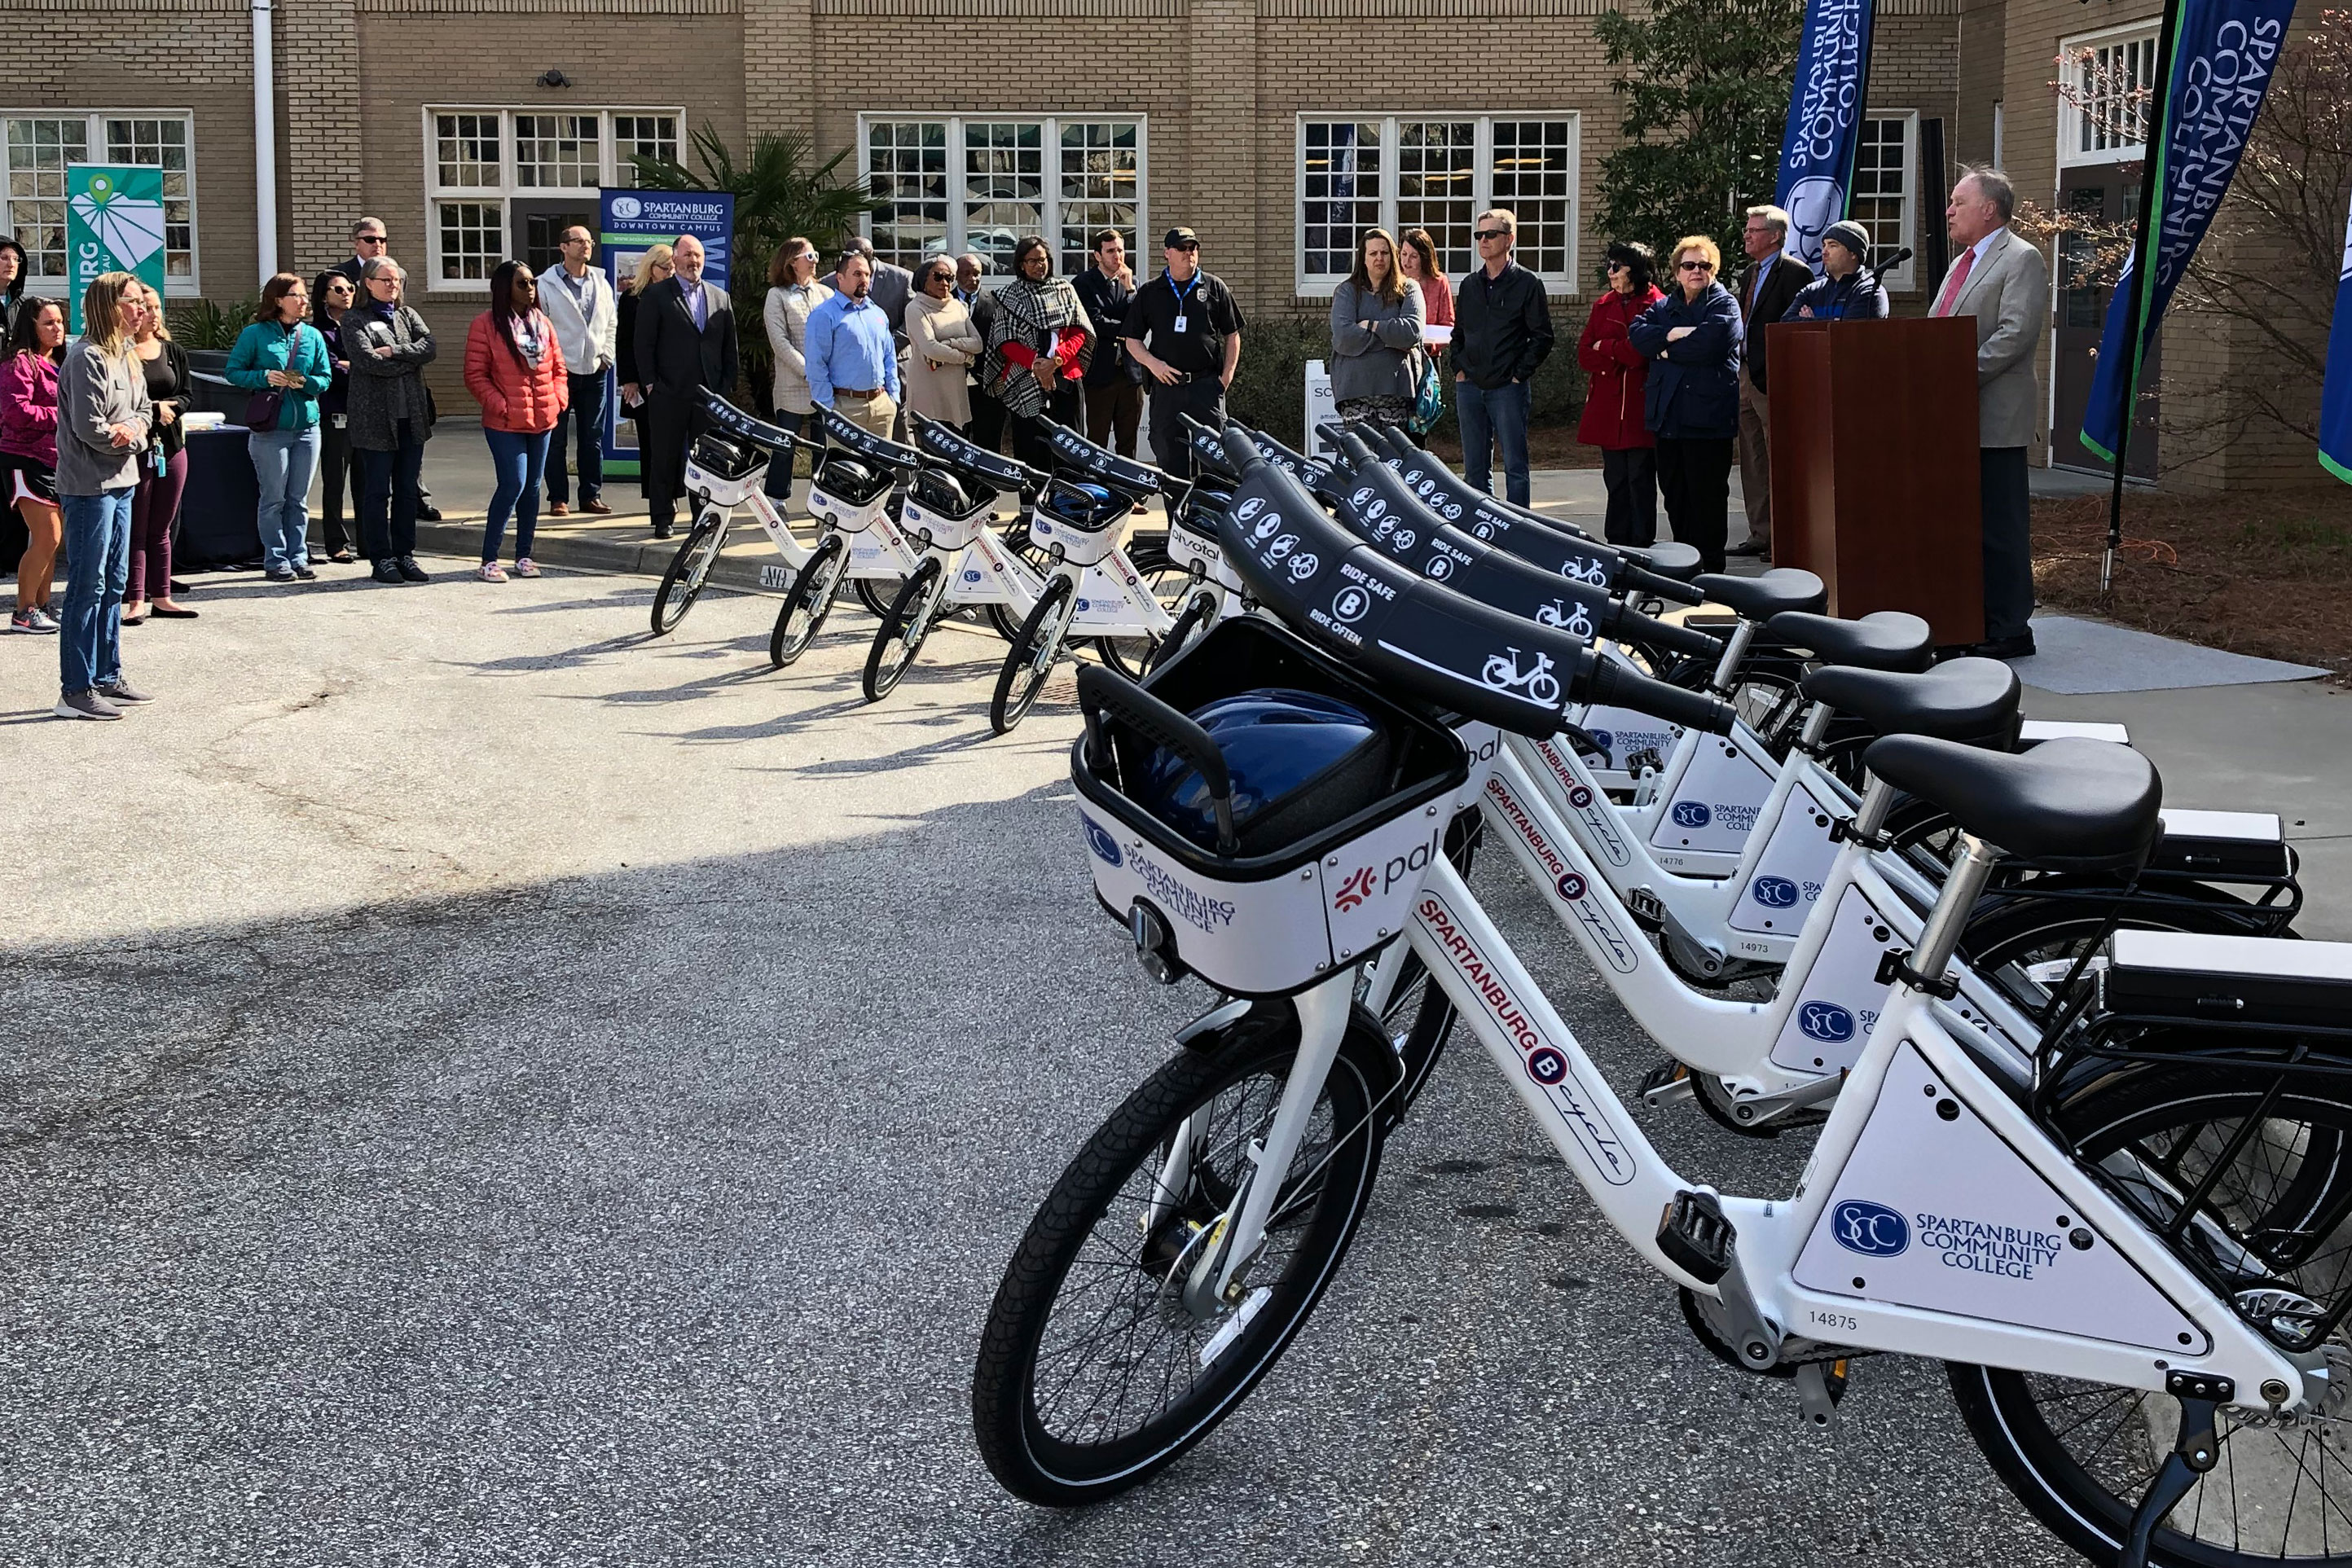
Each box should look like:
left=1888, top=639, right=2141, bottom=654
left=0, top=562, right=2305, bottom=1566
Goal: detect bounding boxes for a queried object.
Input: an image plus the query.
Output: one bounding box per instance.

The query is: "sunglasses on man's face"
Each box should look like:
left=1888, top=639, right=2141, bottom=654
left=358, top=235, right=386, bottom=246
left=1475, top=229, right=1508, bottom=242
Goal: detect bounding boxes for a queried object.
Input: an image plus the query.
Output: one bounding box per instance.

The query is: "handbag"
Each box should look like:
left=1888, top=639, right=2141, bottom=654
left=1409, top=349, right=1444, bottom=434
left=243, top=389, right=284, bottom=430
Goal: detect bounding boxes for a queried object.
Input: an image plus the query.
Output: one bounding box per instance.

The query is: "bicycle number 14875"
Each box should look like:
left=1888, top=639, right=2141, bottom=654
left=1809, top=1309, right=1859, bottom=1334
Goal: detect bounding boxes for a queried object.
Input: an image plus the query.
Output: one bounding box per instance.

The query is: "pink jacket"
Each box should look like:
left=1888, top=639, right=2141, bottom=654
left=464, top=311, right=570, bottom=434
left=0, top=350, right=60, bottom=466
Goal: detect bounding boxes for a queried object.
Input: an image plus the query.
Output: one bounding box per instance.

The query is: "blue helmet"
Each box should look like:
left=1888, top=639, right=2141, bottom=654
left=1137, top=688, right=1392, bottom=854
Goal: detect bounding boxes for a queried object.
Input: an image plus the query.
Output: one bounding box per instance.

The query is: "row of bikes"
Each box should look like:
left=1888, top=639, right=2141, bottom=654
left=664, top=390, right=2352, bottom=1566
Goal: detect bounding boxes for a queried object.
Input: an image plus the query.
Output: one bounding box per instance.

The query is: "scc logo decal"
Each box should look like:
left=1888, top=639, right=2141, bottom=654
left=1567, top=784, right=1595, bottom=810
left=1555, top=872, right=1587, bottom=901
left=1670, top=801, right=1712, bottom=829
left=1590, top=728, right=1615, bottom=754
left=1332, top=866, right=1377, bottom=911
left=1831, top=1200, right=1910, bottom=1257
left=1798, top=1001, right=1856, bottom=1043
left=1082, top=816, right=1123, bottom=867
left=1752, top=876, right=1800, bottom=909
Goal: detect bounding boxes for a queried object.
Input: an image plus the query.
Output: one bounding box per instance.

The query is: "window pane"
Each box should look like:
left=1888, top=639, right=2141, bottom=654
left=435, top=113, right=500, bottom=191
left=613, top=114, right=679, bottom=178
left=514, top=113, right=598, bottom=189
left=866, top=120, right=949, bottom=271
left=1851, top=117, right=1909, bottom=266
left=100, top=117, right=196, bottom=279
left=5, top=117, right=89, bottom=279
left=1300, top=121, right=1382, bottom=279
left=964, top=121, right=1044, bottom=275
left=1488, top=120, right=1573, bottom=278
left=1396, top=120, right=1476, bottom=279
left=437, top=200, right=503, bottom=280
left=1057, top=121, right=1140, bottom=274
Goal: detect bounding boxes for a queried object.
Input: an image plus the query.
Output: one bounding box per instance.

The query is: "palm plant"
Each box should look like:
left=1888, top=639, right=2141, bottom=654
left=631, top=124, right=885, bottom=411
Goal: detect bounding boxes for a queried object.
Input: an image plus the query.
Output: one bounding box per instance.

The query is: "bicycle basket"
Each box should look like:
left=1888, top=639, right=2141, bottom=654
left=911, top=468, right=991, bottom=522
left=813, top=454, right=893, bottom=508
left=1040, top=478, right=1128, bottom=535
left=690, top=433, right=764, bottom=484
left=1072, top=616, right=1469, bottom=996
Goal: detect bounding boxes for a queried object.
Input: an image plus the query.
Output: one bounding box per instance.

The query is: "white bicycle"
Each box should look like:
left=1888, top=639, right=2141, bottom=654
left=767, top=407, right=928, bottom=670
left=648, top=391, right=816, bottom=637
left=974, top=444, right=2352, bottom=1568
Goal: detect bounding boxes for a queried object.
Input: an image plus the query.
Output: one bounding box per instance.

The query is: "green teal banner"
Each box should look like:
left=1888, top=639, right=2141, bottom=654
left=64, top=164, right=168, bottom=332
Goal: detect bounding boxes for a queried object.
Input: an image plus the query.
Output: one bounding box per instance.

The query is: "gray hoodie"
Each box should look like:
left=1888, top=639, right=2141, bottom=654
left=56, top=337, right=152, bottom=496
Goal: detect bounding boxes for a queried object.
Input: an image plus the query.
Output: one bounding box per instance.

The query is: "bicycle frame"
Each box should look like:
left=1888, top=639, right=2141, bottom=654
left=677, top=472, right=817, bottom=589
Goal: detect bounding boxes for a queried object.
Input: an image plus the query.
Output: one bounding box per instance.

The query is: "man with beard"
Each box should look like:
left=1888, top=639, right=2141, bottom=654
left=804, top=250, right=900, bottom=440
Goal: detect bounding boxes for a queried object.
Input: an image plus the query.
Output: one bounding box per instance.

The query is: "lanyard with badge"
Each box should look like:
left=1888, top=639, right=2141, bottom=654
left=1169, top=273, right=1200, bottom=335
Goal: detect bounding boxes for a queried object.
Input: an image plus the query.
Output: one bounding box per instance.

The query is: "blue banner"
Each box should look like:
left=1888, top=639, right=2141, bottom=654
left=2321, top=191, right=2352, bottom=485
left=2079, top=0, right=2292, bottom=463
left=597, top=187, right=735, bottom=475
left=1774, top=0, right=1878, bottom=272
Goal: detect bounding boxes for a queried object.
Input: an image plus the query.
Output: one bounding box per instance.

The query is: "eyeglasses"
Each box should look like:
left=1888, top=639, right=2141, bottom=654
left=1475, top=229, right=1509, bottom=242
left=1678, top=260, right=1715, bottom=272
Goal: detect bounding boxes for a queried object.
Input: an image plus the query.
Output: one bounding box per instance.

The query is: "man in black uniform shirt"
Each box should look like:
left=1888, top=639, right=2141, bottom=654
left=1122, top=226, right=1244, bottom=481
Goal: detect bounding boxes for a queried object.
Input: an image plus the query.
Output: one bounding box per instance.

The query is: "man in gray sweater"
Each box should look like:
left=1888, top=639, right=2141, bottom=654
left=54, top=274, right=153, bottom=719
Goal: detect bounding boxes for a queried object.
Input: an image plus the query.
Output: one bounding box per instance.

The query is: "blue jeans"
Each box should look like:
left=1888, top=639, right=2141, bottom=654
left=546, top=371, right=607, bottom=505
left=59, top=490, right=134, bottom=693
left=1456, top=378, right=1532, bottom=507
left=481, top=427, right=552, bottom=564
left=250, top=426, right=321, bottom=571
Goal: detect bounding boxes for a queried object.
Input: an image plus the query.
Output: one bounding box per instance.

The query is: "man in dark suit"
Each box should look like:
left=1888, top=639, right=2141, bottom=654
left=632, top=233, right=739, bottom=538
left=1729, top=204, right=1814, bottom=558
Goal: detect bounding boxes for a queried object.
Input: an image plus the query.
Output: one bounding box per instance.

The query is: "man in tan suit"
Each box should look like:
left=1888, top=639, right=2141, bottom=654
left=1931, top=166, right=2050, bottom=658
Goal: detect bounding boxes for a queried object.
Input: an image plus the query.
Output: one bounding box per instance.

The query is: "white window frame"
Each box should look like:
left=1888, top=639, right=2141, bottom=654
left=1851, top=110, right=1919, bottom=292
left=2058, top=20, right=2162, bottom=169
left=855, top=113, right=1149, bottom=281
left=1293, top=112, right=1581, bottom=296
left=1, top=109, right=200, bottom=296
left=420, top=106, right=684, bottom=292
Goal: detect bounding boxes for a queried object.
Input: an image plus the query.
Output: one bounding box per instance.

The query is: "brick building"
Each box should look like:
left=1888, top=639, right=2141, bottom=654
left=0, top=0, right=2307, bottom=488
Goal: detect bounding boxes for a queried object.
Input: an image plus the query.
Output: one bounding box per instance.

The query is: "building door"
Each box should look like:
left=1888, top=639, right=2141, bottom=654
left=2051, top=166, right=2159, bottom=477
left=511, top=199, right=597, bottom=278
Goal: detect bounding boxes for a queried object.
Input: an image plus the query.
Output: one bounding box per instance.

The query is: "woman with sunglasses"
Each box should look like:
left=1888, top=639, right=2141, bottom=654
left=310, top=270, right=364, bottom=561
left=616, top=244, right=674, bottom=503
left=1576, top=241, right=1664, bottom=547
left=905, top=256, right=985, bottom=432
left=1628, top=234, right=1742, bottom=573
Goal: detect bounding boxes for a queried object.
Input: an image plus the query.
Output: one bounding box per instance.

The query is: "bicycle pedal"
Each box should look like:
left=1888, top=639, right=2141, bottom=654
left=1657, top=1189, right=1732, bottom=1285
left=1792, top=1358, right=1848, bottom=1432
left=1640, top=1061, right=1696, bottom=1107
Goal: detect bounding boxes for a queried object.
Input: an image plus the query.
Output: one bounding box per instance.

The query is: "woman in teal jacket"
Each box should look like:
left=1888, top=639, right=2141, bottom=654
left=226, top=273, right=333, bottom=579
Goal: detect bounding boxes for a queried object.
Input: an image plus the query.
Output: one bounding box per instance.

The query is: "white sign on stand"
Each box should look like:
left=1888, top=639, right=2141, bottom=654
left=1305, top=359, right=1339, bottom=463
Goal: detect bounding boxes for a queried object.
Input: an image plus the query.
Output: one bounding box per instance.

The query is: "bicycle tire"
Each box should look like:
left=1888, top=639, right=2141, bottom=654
left=861, top=558, right=944, bottom=704
left=971, top=1007, right=1384, bottom=1504
left=1950, top=1056, right=2352, bottom=1567
left=650, top=516, right=726, bottom=636
left=991, top=574, right=1074, bottom=735
left=853, top=575, right=897, bottom=618
left=770, top=534, right=845, bottom=670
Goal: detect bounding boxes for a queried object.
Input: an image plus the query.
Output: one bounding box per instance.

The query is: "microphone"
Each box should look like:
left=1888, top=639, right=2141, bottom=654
left=1869, top=246, right=1915, bottom=284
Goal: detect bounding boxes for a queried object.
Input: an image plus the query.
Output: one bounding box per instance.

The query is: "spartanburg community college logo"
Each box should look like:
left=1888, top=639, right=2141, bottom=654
left=1752, top=876, right=1801, bottom=908
left=1831, top=1200, right=1910, bottom=1257
left=1798, top=1001, right=1856, bottom=1043
left=609, top=195, right=643, bottom=221
left=1670, top=801, right=1712, bottom=829
left=1081, top=817, right=1123, bottom=867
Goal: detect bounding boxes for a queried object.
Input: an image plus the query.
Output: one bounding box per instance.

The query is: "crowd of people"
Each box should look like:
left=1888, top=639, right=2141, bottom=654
left=0, top=165, right=2041, bottom=720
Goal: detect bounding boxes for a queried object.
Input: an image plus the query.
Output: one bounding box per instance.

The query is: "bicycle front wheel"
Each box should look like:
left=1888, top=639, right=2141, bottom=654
left=972, top=1007, right=1385, bottom=1505
left=651, top=516, right=726, bottom=635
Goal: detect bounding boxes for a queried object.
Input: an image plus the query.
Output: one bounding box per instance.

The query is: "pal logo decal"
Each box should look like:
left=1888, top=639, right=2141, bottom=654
left=1332, top=867, right=1377, bottom=912
left=1831, top=1200, right=1910, bottom=1257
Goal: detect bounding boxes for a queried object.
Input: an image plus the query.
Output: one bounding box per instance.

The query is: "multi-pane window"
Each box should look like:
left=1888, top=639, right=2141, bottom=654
left=1850, top=113, right=1916, bottom=291
left=2, top=112, right=198, bottom=291
left=860, top=116, right=1146, bottom=279
left=2062, top=26, right=2158, bottom=163
left=424, top=108, right=680, bottom=287
left=1296, top=114, right=1580, bottom=292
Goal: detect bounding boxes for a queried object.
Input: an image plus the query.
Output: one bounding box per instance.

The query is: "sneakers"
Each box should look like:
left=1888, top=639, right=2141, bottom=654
left=371, top=559, right=405, bottom=584
left=265, top=564, right=297, bottom=582
left=8, top=607, right=58, bottom=635
left=478, top=561, right=508, bottom=583
left=95, top=678, right=152, bottom=704
left=396, top=556, right=431, bottom=583
left=53, top=688, right=121, bottom=720
left=292, top=563, right=318, bottom=581
left=512, top=558, right=540, bottom=578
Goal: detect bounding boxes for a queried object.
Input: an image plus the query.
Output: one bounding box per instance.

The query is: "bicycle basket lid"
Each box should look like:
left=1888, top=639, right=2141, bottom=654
left=1043, top=479, right=1126, bottom=532
left=912, top=468, right=989, bottom=520
left=691, top=433, right=761, bottom=481
left=1135, top=688, right=1395, bottom=856
left=816, top=454, right=893, bottom=507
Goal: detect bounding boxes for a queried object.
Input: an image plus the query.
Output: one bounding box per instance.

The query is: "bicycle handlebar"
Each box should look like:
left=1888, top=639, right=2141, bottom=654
left=1581, top=658, right=1736, bottom=735
left=694, top=388, right=801, bottom=455
left=1621, top=564, right=1708, bottom=608
left=1076, top=665, right=1237, bottom=853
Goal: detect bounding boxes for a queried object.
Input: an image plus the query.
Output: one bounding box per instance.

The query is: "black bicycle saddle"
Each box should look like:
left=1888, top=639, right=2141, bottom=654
left=1766, top=610, right=1934, bottom=673
left=1804, top=657, right=2021, bottom=747
left=1862, top=735, right=2161, bottom=871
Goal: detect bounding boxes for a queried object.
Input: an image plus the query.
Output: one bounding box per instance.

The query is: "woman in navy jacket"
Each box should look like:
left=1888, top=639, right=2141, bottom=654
left=1628, top=234, right=1743, bottom=573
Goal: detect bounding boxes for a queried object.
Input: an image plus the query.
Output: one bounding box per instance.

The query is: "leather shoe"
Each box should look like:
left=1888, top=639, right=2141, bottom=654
left=548, top=501, right=570, bottom=517
left=1726, top=538, right=1770, bottom=558
left=653, top=523, right=675, bottom=540
left=583, top=499, right=613, bottom=515
left=1971, top=631, right=2038, bottom=661
left=418, top=504, right=443, bottom=521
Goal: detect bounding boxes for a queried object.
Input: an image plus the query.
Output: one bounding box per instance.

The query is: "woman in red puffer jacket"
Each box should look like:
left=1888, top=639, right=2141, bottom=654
left=1576, top=241, right=1665, bottom=547
left=464, top=259, right=569, bottom=582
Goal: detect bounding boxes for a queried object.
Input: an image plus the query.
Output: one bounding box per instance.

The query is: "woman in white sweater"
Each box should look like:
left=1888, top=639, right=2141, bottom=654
left=761, top=236, right=832, bottom=505
left=903, top=257, right=984, bottom=429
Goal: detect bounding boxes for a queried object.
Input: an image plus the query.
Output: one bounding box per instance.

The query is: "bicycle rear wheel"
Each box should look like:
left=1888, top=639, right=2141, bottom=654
left=650, top=516, right=726, bottom=635
left=972, top=1007, right=1384, bottom=1504
left=1953, top=1057, right=2352, bottom=1566
left=770, top=534, right=845, bottom=669
left=991, top=574, right=1074, bottom=735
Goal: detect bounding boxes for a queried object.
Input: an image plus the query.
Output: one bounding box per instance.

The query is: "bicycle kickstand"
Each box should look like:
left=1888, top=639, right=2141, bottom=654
left=2118, top=1371, right=2228, bottom=1568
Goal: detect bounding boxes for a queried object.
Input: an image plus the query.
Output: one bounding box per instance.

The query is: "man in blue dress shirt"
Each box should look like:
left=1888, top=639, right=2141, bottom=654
left=804, top=252, right=901, bottom=439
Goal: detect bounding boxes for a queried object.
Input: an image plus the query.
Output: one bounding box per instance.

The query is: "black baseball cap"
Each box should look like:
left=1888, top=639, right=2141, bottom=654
left=1163, top=227, right=1198, bottom=249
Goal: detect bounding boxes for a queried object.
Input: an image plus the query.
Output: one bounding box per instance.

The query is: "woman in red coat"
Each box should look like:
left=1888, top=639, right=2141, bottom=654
left=1576, top=241, right=1664, bottom=547
left=464, top=259, right=569, bottom=581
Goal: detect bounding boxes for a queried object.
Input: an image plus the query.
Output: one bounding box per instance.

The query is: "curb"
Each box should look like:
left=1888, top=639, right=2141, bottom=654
left=411, top=517, right=792, bottom=597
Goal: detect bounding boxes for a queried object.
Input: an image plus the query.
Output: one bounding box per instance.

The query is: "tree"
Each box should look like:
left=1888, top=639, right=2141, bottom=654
left=1593, top=0, right=1806, bottom=261
left=631, top=125, right=885, bottom=410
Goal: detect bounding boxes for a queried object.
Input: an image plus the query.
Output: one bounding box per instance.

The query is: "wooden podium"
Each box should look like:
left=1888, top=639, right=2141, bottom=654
left=1765, top=318, right=1982, bottom=645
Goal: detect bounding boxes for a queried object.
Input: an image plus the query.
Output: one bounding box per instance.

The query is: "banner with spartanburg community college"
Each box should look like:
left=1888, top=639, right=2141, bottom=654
left=2079, top=0, right=2293, bottom=463
left=1773, top=0, right=1878, bottom=273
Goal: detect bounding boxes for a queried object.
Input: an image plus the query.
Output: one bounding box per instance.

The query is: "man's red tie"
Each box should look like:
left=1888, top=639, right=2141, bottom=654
left=1932, top=247, right=1976, bottom=317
